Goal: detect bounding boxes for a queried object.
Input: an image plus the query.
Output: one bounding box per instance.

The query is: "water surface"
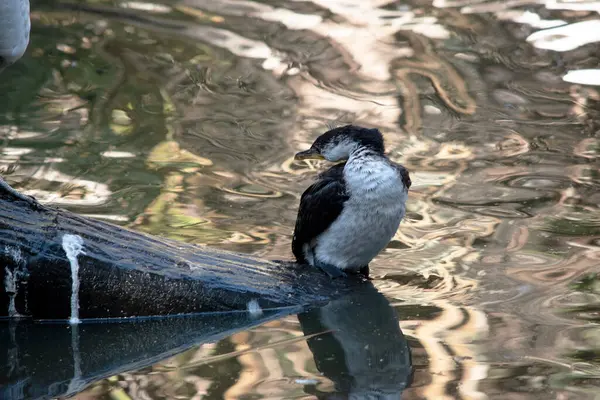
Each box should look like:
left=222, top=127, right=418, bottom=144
left=2, top=0, right=600, bottom=398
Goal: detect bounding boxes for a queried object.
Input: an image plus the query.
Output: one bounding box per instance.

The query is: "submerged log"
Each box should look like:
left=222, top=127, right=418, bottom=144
left=0, top=178, right=355, bottom=321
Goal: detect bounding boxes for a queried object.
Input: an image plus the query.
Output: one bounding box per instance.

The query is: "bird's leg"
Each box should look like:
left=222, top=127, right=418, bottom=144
left=315, top=261, right=347, bottom=279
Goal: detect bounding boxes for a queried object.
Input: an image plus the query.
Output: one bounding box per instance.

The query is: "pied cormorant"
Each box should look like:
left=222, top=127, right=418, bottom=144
left=292, top=125, right=411, bottom=278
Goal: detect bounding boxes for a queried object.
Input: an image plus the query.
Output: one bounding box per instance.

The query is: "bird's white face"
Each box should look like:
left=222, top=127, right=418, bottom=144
left=320, top=138, right=357, bottom=162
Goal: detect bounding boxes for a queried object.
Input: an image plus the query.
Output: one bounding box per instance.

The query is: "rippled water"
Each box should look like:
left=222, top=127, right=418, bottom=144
left=2, top=0, right=600, bottom=398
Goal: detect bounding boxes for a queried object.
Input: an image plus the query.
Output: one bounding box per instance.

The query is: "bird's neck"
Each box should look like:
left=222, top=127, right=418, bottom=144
left=344, top=149, right=396, bottom=196
left=347, top=146, right=384, bottom=163
left=344, top=147, right=387, bottom=185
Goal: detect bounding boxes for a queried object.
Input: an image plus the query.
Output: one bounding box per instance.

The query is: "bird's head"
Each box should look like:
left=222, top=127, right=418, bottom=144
left=294, top=125, right=385, bottom=162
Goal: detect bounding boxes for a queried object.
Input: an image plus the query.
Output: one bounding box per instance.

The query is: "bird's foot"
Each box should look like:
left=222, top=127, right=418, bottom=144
left=312, top=262, right=372, bottom=280
left=358, top=265, right=370, bottom=279
left=315, top=261, right=347, bottom=279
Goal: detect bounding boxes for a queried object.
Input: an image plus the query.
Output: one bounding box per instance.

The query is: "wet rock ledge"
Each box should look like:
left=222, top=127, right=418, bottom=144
left=0, top=178, right=351, bottom=321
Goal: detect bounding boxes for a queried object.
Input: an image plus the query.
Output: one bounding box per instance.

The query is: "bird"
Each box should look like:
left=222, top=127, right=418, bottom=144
left=292, top=125, right=411, bottom=278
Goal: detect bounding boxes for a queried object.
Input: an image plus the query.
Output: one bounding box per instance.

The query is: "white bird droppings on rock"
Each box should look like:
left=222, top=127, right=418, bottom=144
left=4, top=268, right=19, bottom=317
left=62, top=234, right=85, bottom=324
left=4, top=246, right=26, bottom=317
left=247, top=299, right=263, bottom=317
left=5, top=246, right=23, bottom=265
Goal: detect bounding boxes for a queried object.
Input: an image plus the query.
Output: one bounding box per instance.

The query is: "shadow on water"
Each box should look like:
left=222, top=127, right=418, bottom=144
left=1, top=284, right=412, bottom=400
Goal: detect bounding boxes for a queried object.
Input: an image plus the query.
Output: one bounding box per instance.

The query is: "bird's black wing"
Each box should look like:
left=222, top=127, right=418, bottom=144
left=292, top=163, right=349, bottom=263
left=392, top=162, right=411, bottom=190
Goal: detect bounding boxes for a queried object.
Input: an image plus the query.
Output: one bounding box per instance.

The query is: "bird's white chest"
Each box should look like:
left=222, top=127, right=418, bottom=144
left=314, top=159, right=407, bottom=270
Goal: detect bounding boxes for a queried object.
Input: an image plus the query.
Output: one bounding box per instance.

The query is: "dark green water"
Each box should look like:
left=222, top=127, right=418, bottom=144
left=2, top=0, right=600, bottom=398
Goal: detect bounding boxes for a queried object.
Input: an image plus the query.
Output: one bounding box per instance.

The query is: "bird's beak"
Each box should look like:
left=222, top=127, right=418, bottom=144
left=294, top=148, right=324, bottom=161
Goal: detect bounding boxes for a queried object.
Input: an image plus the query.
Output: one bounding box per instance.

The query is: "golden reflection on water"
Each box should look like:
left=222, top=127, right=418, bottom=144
left=2, top=0, right=600, bottom=398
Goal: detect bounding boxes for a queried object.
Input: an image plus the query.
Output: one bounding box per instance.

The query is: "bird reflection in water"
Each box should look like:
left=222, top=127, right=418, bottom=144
left=298, top=282, right=413, bottom=399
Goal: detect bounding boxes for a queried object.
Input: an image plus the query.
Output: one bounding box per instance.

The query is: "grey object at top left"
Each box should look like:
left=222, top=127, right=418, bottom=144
left=0, top=0, right=30, bottom=72
left=0, top=177, right=353, bottom=321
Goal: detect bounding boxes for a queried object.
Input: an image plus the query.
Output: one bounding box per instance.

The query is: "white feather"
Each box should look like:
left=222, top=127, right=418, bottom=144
left=321, top=138, right=357, bottom=161
left=0, top=0, right=30, bottom=67
left=311, top=153, right=407, bottom=271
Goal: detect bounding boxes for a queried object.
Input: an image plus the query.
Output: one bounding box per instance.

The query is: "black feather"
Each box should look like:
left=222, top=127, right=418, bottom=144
left=292, top=163, right=349, bottom=264
left=393, top=163, right=411, bottom=189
